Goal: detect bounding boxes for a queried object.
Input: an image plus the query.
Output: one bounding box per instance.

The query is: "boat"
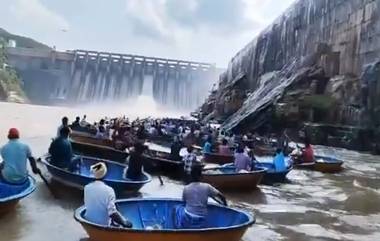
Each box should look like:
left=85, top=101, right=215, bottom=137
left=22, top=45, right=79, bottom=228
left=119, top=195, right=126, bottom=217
left=254, top=162, right=292, bottom=183
left=203, top=153, right=234, bottom=165
left=0, top=176, right=36, bottom=215
left=202, top=166, right=266, bottom=190
left=313, top=156, right=344, bottom=173
left=293, top=155, right=343, bottom=173
left=143, top=150, right=184, bottom=175
left=41, top=156, right=151, bottom=193
left=70, top=134, right=129, bottom=162
left=74, top=198, right=254, bottom=241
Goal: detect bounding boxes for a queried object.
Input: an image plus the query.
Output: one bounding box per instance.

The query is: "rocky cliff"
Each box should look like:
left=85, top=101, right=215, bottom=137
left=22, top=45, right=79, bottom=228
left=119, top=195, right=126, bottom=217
left=201, top=0, right=380, bottom=137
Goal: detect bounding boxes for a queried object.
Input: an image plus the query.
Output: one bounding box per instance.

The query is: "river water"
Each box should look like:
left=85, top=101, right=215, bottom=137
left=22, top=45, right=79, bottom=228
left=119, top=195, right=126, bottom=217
left=0, top=101, right=380, bottom=241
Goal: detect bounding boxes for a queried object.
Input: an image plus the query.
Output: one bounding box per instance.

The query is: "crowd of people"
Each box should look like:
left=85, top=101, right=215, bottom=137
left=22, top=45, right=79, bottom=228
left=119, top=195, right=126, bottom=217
left=0, top=115, right=315, bottom=230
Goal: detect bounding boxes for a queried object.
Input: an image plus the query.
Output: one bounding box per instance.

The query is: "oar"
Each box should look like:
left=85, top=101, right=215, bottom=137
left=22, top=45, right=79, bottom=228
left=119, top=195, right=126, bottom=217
left=38, top=172, right=58, bottom=199
left=158, top=175, right=164, bottom=186
left=36, top=158, right=58, bottom=199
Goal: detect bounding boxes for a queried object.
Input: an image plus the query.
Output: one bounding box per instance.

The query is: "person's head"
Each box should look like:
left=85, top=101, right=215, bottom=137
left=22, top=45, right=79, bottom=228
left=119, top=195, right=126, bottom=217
left=75, top=116, right=80, bottom=122
left=222, top=139, right=228, bottom=145
left=83, top=115, right=87, bottom=120
left=236, top=145, right=245, bottom=153
left=7, top=128, right=20, bottom=140
left=90, top=162, right=107, bottom=180
left=276, top=148, right=282, bottom=154
left=59, top=126, right=71, bottom=138
left=190, top=164, right=203, bottom=183
left=99, top=119, right=105, bottom=125
left=134, top=142, right=147, bottom=154
left=62, top=116, right=69, bottom=126
left=187, top=145, right=194, bottom=153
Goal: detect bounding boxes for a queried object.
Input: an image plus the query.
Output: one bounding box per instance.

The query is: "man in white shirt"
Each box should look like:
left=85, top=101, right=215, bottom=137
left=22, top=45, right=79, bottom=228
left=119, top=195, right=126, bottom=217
left=84, top=162, right=132, bottom=228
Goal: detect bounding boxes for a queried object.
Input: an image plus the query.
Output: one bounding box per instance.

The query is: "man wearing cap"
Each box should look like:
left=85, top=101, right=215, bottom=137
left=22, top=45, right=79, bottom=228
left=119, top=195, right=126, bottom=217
left=0, top=128, right=41, bottom=184
left=84, top=162, right=132, bottom=228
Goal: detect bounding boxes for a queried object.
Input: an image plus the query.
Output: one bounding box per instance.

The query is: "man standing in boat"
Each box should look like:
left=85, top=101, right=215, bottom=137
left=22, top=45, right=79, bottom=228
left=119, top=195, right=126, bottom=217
left=126, top=142, right=146, bottom=180
left=84, top=162, right=133, bottom=228
left=0, top=128, right=41, bottom=184
left=183, top=145, right=199, bottom=184
left=57, top=116, right=69, bottom=137
left=175, top=165, right=227, bottom=229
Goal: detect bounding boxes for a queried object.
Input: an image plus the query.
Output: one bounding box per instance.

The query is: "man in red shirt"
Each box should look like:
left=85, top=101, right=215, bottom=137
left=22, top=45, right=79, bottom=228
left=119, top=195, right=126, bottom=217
left=302, top=140, right=315, bottom=163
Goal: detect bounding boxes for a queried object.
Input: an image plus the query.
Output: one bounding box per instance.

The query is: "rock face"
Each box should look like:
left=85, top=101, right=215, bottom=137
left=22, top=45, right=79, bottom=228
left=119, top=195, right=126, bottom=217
left=201, top=0, right=380, bottom=135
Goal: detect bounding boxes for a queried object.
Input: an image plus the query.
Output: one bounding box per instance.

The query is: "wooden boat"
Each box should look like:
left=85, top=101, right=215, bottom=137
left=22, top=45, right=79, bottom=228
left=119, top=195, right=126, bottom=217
left=74, top=198, right=254, bottom=241
left=313, top=156, right=344, bottom=173
left=203, top=153, right=234, bottom=165
left=70, top=135, right=129, bottom=163
left=143, top=150, right=183, bottom=175
left=41, top=156, right=151, bottom=193
left=202, top=166, right=266, bottom=190
left=0, top=176, right=36, bottom=215
left=293, top=161, right=316, bottom=169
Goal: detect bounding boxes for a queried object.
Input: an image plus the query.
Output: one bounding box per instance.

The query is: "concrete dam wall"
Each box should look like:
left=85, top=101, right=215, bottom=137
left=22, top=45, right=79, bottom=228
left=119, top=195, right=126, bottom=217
left=6, top=47, right=218, bottom=109
left=201, top=0, right=380, bottom=132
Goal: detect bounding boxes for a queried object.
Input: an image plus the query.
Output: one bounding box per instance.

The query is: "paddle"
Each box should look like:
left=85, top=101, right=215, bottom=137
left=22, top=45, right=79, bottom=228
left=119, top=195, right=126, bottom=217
left=36, top=158, right=58, bottom=199
left=158, top=175, right=164, bottom=185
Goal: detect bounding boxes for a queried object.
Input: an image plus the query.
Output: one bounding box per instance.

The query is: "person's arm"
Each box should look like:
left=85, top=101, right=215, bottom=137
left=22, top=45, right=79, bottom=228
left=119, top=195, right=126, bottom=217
left=26, top=146, right=41, bottom=174
left=209, top=185, right=228, bottom=206
left=28, top=156, right=41, bottom=175
left=108, top=191, right=133, bottom=228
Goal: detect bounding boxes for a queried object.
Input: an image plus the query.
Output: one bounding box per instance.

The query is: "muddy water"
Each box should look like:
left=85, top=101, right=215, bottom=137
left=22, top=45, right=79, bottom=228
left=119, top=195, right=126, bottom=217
left=0, top=102, right=380, bottom=241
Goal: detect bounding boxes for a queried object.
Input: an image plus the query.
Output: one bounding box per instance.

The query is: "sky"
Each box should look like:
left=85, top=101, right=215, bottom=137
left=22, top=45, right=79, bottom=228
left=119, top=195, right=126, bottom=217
left=0, top=0, right=295, bottom=67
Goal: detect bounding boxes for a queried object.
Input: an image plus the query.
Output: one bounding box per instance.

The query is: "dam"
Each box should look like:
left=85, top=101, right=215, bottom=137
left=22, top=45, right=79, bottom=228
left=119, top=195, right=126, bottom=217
left=6, top=47, right=218, bottom=109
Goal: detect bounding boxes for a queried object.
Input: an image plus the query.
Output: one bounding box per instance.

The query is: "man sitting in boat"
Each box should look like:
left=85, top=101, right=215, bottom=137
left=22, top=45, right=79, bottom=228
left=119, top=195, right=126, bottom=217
left=0, top=128, right=41, bottom=184
left=126, top=142, right=146, bottom=180
left=302, top=140, right=315, bottom=163
left=49, top=127, right=80, bottom=171
left=71, top=116, right=81, bottom=129
left=273, top=148, right=287, bottom=172
left=175, top=165, right=227, bottom=229
left=183, top=146, right=199, bottom=183
left=95, top=119, right=107, bottom=139
left=218, top=139, right=231, bottom=155
left=234, top=146, right=251, bottom=173
left=84, top=162, right=133, bottom=228
left=170, top=136, right=182, bottom=162
left=57, top=116, right=69, bottom=137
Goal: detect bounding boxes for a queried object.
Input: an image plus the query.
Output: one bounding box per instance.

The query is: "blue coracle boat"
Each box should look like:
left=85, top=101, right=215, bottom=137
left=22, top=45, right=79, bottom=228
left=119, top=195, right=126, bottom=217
left=0, top=176, right=36, bottom=215
left=41, top=156, right=151, bottom=193
left=254, top=156, right=293, bottom=183
left=75, top=198, right=255, bottom=241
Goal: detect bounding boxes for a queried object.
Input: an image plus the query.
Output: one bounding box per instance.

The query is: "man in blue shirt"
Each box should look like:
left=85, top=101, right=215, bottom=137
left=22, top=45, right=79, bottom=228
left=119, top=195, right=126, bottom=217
left=0, top=128, right=40, bottom=184
left=49, top=127, right=80, bottom=171
left=202, top=136, right=212, bottom=154
left=273, top=148, right=287, bottom=172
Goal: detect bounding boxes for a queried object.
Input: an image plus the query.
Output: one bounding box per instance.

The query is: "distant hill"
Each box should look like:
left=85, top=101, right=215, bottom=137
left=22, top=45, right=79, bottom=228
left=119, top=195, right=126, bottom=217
left=0, top=28, right=51, bottom=49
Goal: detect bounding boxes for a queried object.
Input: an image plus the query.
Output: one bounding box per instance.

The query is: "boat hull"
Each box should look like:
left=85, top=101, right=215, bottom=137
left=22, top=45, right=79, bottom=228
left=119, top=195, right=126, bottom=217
left=42, top=157, right=151, bottom=193
left=71, top=136, right=128, bottom=163
left=0, top=176, right=36, bottom=216
left=79, top=223, right=249, bottom=241
left=0, top=200, right=19, bottom=215
left=313, top=157, right=343, bottom=173
left=143, top=151, right=183, bottom=176
left=202, top=168, right=265, bottom=190
left=204, top=153, right=234, bottom=165
left=74, top=198, right=254, bottom=241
